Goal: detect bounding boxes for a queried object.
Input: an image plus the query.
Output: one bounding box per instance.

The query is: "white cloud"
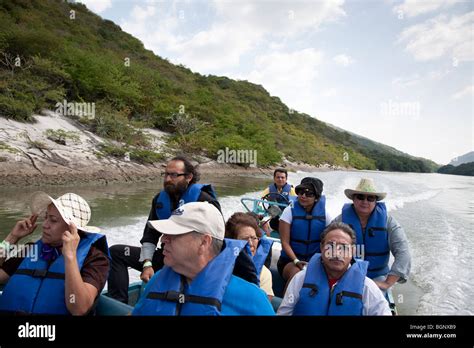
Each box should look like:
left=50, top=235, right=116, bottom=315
left=119, top=0, right=346, bottom=73
left=241, top=49, right=323, bottom=112
left=130, top=4, right=156, bottom=21
left=322, top=88, right=338, bottom=97
left=77, top=0, right=112, bottom=14
left=392, top=74, right=421, bottom=87
left=397, top=12, right=474, bottom=62
left=392, top=70, right=449, bottom=87
left=333, top=54, right=354, bottom=67
left=393, top=0, right=462, bottom=18
left=451, top=85, right=474, bottom=100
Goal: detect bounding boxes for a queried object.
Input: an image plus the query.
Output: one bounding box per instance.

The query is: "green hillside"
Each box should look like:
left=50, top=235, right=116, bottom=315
left=437, top=162, right=474, bottom=176
left=0, top=0, right=438, bottom=171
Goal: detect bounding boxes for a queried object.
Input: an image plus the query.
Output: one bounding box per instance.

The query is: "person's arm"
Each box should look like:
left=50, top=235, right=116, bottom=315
left=62, top=224, right=98, bottom=315
left=0, top=215, right=38, bottom=266
left=139, top=194, right=161, bottom=247
left=375, top=215, right=411, bottom=290
left=277, top=269, right=305, bottom=315
left=332, top=214, right=342, bottom=223
left=261, top=187, right=270, bottom=199
left=0, top=269, right=9, bottom=284
left=279, top=207, right=305, bottom=269
left=363, top=278, right=392, bottom=315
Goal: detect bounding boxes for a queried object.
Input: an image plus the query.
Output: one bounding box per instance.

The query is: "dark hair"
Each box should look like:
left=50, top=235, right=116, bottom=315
left=225, top=212, right=262, bottom=239
left=170, top=156, right=200, bottom=184
left=273, top=168, right=288, bottom=179
left=320, top=222, right=356, bottom=245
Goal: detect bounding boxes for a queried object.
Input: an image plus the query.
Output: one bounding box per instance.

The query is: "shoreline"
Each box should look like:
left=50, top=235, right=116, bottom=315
left=0, top=112, right=348, bottom=188
left=0, top=158, right=344, bottom=188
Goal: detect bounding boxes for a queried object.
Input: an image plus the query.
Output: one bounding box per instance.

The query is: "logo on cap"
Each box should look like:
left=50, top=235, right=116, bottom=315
left=172, top=208, right=184, bottom=216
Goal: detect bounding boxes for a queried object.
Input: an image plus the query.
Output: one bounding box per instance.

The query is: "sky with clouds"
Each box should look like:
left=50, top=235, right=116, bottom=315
left=77, top=0, right=473, bottom=164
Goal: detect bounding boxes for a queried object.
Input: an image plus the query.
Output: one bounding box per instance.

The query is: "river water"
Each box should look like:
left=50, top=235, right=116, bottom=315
left=0, top=170, right=472, bottom=315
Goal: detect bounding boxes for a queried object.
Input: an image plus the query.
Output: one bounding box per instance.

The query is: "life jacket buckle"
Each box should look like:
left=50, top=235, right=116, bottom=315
left=336, top=292, right=343, bottom=305
left=164, top=290, right=182, bottom=302
left=32, top=269, right=48, bottom=278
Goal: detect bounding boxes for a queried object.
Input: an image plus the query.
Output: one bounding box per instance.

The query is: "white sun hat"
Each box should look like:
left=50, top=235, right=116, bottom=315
left=344, top=178, right=387, bottom=201
left=30, top=192, right=100, bottom=233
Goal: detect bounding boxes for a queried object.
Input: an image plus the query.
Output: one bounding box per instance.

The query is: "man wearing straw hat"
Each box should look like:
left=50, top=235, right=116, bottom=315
left=333, top=178, right=411, bottom=291
left=0, top=192, right=110, bottom=315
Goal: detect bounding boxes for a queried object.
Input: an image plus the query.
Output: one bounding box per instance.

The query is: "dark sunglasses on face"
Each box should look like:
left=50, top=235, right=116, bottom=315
left=296, top=189, right=317, bottom=198
left=354, top=194, right=377, bottom=202
left=161, top=172, right=187, bottom=179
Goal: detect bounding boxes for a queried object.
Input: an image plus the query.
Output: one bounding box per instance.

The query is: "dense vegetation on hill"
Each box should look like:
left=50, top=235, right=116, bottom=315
left=0, top=0, right=438, bottom=171
left=437, top=162, right=474, bottom=176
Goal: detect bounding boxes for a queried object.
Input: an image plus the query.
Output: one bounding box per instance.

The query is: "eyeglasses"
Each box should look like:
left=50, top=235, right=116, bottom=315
left=161, top=172, right=187, bottom=179
left=296, top=189, right=317, bottom=198
left=238, top=236, right=260, bottom=243
left=354, top=194, right=377, bottom=202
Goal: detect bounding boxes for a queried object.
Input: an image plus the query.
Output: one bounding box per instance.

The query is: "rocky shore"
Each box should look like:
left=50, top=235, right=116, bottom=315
left=0, top=112, right=347, bottom=187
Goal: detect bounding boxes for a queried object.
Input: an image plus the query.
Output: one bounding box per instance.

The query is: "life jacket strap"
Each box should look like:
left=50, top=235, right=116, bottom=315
left=293, top=215, right=325, bottom=221
left=302, top=283, right=319, bottom=297
left=336, top=291, right=363, bottom=305
left=367, top=264, right=389, bottom=272
left=14, top=268, right=65, bottom=279
left=367, top=226, right=387, bottom=237
left=147, top=291, right=222, bottom=311
left=290, top=238, right=321, bottom=245
left=365, top=250, right=390, bottom=256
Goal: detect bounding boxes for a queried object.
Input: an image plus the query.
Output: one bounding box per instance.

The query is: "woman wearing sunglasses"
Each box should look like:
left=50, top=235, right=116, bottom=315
left=334, top=178, right=411, bottom=292
left=277, top=177, right=332, bottom=291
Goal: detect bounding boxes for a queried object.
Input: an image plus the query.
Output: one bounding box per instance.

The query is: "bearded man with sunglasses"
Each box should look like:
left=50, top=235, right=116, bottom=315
left=334, top=178, right=411, bottom=292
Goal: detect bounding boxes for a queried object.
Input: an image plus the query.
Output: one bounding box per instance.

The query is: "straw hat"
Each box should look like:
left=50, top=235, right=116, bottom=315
left=30, top=192, right=100, bottom=233
left=344, top=178, right=386, bottom=201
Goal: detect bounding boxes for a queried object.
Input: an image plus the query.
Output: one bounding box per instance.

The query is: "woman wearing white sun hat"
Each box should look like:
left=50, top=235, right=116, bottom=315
left=0, top=192, right=110, bottom=315
left=333, top=178, right=411, bottom=291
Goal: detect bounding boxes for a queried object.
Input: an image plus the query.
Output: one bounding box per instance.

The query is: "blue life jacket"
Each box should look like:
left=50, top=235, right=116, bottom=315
left=268, top=183, right=293, bottom=205
left=252, top=237, right=273, bottom=280
left=280, top=197, right=326, bottom=261
left=293, top=254, right=368, bottom=316
left=341, top=203, right=389, bottom=279
left=0, top=233, right=109, bottom=315
left=132, top=239, right=248, bottom=316
left=155, top=184, right=217, bottom=219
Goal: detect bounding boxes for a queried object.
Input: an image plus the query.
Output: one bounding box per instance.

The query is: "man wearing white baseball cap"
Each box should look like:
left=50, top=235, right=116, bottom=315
left=0, top=192, right=110, bottom=315
left=132, top=202, right=275, bottom=316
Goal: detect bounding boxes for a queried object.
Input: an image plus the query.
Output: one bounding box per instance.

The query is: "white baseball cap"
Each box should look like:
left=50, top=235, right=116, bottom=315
left=147, top=202, right=225, bottom=240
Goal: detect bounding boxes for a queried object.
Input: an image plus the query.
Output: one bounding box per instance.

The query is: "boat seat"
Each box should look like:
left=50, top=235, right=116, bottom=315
left=96, top=294, right=134, bottom=316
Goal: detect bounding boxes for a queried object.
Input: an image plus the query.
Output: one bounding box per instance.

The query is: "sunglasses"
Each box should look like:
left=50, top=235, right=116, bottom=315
left=354, top=194, right=377, bottom=202
left=296, top=189, right=317, bottom=198
left=161, top=172, right=187, bottom=179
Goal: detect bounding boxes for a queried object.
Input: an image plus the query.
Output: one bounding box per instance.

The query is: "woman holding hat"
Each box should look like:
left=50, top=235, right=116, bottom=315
left=277, top=177, right=332, bottom=290
left=0, top=192, right=110, bottom=315
left=333, top=178, right=411, bottom=291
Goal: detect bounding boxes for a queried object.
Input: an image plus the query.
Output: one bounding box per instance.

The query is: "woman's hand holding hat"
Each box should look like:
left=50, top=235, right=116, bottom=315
left=62, top=222, right=80, bottom=261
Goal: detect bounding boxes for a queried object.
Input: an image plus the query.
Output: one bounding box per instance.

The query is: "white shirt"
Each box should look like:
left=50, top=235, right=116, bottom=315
left=277, top=268, right=392, bottom=316
left=280, top=205, right=333, bottom=226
